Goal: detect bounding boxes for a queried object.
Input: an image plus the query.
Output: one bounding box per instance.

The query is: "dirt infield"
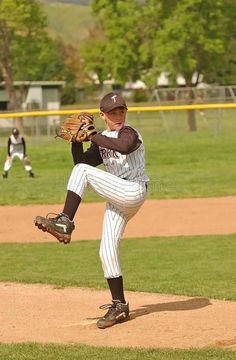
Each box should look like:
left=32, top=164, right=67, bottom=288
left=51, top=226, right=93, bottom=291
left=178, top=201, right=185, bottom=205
left=0, top=197, right=236, bottom=350
left=1, top=196, right=236, bottom=243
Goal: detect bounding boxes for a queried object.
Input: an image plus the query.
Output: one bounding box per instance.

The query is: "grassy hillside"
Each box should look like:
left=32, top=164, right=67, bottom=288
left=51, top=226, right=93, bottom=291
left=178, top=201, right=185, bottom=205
left=39, top=0, right=93, bottom=46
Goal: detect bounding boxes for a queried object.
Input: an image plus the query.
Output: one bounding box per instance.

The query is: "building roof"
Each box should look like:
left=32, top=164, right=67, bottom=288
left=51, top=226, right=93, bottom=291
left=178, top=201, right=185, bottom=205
left=0, top=81, right=65, bottom=87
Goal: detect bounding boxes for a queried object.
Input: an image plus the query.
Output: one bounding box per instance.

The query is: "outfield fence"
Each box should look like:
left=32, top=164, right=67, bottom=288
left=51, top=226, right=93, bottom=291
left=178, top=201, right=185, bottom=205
left=0, top=103, right=235, bottom=143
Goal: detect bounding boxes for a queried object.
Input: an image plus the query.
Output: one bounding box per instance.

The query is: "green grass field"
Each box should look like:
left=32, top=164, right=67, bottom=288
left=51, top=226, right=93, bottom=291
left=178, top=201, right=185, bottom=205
left=0, top=343, right=235, bottom=360
left=1, top=109, right=236, bottom=204
left=0, top=109, right=235, bottom=358
left=0, top=235, right=235, bottom=300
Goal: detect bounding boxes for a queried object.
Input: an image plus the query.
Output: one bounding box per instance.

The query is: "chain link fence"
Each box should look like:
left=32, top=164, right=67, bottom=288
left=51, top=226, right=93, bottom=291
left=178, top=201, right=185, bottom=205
left=0, top=85, right=235, bottom=145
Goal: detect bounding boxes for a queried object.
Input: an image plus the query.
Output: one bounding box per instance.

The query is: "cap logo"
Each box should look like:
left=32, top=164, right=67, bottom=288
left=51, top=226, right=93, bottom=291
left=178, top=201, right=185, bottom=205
left=111, top=95, right=117, bottom=103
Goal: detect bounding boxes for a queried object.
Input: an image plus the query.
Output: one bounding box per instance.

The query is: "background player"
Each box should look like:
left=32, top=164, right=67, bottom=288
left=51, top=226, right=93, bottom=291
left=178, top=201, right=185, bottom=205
left=2, top=128, right=34, bottom=179
left=35, top=92, right=149, bottom=329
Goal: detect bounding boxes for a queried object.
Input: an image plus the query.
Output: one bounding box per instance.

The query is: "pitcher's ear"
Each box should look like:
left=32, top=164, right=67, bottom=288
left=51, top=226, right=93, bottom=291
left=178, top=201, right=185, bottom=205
left=99, top=111, right=106, bottom=120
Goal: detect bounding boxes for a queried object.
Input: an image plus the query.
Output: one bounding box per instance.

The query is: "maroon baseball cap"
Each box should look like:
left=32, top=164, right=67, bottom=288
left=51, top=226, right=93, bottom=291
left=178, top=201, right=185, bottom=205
left=100, top=92, right=128, bottom=112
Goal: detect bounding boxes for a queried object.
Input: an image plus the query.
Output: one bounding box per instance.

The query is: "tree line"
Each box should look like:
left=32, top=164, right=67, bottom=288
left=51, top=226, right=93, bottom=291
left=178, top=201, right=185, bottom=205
left=0, top=0, right=235, bottom=130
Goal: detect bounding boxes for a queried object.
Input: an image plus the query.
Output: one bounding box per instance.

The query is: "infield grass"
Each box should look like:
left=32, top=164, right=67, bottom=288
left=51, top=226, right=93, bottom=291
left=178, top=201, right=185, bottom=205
left=0, top=234, right=235, bottom=300
left=0, top=343, right=235, bottom=360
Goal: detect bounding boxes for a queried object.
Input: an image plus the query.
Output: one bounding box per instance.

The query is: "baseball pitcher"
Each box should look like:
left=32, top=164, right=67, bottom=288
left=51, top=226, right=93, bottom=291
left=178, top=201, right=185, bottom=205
left=34, top=92, right=149, bottom=329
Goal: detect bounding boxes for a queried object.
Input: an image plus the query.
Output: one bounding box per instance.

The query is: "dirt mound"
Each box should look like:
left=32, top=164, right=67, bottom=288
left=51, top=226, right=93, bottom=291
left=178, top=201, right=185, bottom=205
left=0, top=197, right=236, bottom=350
left=1, top=282, right=236, bottom=350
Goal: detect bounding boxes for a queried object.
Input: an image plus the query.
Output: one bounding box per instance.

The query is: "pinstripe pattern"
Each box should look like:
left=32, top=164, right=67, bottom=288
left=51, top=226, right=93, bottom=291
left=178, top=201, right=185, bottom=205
left=67, top=163, right=147, bottom=277
left=67, top=126, right=148, bottom=278
left=100, top=129, right=149, bottom=182
left=67, top=164, right=146, bottom=216
left=100, top=204, right=127, bottom=278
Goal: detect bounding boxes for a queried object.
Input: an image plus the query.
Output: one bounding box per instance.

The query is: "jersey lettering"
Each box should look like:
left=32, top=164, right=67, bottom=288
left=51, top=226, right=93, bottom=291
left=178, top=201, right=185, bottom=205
left=100, top=148, right=119, bottom=159
left=99, top=128, right=149, bottom=182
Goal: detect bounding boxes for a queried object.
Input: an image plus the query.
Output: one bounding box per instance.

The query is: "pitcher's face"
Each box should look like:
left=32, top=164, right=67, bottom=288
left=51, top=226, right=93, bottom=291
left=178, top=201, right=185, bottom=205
left=100, top=107, right=127, bottom=131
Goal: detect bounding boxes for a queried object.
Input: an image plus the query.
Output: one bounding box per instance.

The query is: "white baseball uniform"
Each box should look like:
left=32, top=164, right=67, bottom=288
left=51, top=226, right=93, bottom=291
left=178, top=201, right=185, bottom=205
left=67, top=126, right=149, bottom=278
left=3, top=134, right=32, bottom=172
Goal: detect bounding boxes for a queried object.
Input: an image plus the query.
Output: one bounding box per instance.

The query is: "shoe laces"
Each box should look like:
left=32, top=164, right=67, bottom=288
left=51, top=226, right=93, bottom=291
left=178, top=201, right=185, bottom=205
left=46, top=213, right=70, bottom=221
left=99, top=302, right=119, bottom=318
left=99, top=300, right=122, bottom=310
left=100, top=300, right=124, bottom=314
left=46, top=213, right=61, bottom=220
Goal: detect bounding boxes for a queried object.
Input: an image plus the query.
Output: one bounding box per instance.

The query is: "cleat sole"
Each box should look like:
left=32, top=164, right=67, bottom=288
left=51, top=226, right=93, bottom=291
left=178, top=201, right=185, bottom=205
left=97, top=315, right=130, bottom=329
left=34, top=219, right=71, bottom=244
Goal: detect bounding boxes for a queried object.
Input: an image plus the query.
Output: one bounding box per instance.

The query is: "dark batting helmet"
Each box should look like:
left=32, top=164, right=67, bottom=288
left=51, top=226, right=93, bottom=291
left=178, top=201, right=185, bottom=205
left=12, top=128, right=20, bottom=136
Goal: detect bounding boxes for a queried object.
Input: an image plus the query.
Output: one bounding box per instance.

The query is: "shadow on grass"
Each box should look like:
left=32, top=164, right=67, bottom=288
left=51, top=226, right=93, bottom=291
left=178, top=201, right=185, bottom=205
left=130, top=297, right=211, bottom=320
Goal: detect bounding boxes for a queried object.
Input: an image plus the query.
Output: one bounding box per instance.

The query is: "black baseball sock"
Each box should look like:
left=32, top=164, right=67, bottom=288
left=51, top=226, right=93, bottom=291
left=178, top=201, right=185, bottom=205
left=62, top=190, right=81, bottom=221
left=107, top=276, right=126, bottom=304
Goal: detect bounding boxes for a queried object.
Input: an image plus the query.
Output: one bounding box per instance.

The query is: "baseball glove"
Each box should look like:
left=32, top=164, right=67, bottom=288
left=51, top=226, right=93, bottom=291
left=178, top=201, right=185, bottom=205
left=23, top=156, right=31, bottom=166
left=56, top=112, right=97, bottom=143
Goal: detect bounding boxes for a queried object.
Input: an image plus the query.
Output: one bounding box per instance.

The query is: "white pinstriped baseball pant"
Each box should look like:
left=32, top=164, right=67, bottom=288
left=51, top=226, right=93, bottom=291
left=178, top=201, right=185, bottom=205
left=67, top=163, right=147, bottom=278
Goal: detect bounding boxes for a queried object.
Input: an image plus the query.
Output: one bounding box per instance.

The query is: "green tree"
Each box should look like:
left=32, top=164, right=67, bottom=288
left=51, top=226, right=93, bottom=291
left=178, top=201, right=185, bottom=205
left=0, top=0, right=64, bottom=129
left=0, top=0, right=45, bottom=107
left=57, top=40, right=85, bottom=104
left=89, top=0, right=235, bottom=130
left=202, top=0, right=236, bottom=85
left=90, top=0, right=143, bottom=84
left=12, top=37, right=65, bottom=82
left=147, top=0, right=235, bottom=130
left=81, top=25, right=110, bottom=87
